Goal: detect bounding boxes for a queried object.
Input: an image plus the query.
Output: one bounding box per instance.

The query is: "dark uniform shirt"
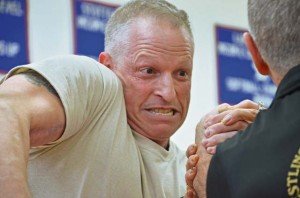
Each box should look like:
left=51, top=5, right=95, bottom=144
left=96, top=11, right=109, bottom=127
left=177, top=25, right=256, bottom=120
left=207, top=65, right=300, bottom=198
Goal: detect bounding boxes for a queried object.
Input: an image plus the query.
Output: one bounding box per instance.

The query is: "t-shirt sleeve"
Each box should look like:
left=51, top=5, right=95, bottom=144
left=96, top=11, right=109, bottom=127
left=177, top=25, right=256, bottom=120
left=2, top=55, right=123, bottom=145
left=207, top=154, right=231, bottom=198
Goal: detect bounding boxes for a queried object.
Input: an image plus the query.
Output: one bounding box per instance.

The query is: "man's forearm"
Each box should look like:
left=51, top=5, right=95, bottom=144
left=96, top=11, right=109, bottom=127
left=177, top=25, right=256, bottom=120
left=194, top=118, right=213, bottom=198
left=0, top=102, right=31, bottom=197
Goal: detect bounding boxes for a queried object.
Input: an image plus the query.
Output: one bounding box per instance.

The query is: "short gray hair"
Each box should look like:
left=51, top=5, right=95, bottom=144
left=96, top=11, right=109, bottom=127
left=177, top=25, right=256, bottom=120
left=248, top=0, right=300, bottom=76
left=104, top=0, right=193, bottom=62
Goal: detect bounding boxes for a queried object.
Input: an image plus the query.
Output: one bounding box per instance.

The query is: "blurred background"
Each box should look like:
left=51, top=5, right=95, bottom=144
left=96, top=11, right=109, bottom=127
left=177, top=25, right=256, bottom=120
left=0, top=0, right=276, bottom=150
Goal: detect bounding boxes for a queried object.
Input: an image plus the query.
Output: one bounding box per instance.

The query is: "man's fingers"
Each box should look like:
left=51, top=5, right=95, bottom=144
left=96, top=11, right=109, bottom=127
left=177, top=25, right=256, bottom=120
left=217, top=100, right=257, bottom=113
left=185, top=187, right=194, bottom=198
left=206, top=146, right=216, bottom=155
left=221, top=108, right=259, bottom=126
left=204, top=111, right=233, bottom=129
left=185, top=186, right=198, bottom=198
left=204, top=103, right=231, bottom=128
left=186, top=154, right=199, bottom=170
left=204, top=121, right=247, bottom=138
left=217, top=103, right=231, bottom=113
left=186, top=144, right=197, bottom=158
left=233, top=99, right=259, bottom=110
left=185, top=167, right=197, bottom=188
left=203, top=100, right=259, bottom=128
left=202, top=131, right=238, bottom=148
left=204, top=107, right=257, bottom=129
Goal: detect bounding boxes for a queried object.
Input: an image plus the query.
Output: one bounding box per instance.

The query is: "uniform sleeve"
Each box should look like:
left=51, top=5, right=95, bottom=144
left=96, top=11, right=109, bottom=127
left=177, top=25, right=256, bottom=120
left=207, top=154, right=231, bottom=198
left=2, top=55, right=123, bottom=145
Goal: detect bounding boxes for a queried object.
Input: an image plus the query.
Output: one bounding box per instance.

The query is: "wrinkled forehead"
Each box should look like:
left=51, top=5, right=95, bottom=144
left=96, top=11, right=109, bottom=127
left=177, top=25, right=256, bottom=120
left=117, top=17, right=193, bottom=70
left=126, top=17, right=194, bottom=53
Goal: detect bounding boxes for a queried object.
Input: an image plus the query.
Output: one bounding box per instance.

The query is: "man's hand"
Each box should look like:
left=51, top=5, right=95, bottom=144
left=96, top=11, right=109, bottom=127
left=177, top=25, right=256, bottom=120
left=202, top=100, right=259, bottom=154
left=191, top=120, right=213, bottom=198
left=185, top=100, right=261, bottom=197
left=185, top=144, right=198, bottom=198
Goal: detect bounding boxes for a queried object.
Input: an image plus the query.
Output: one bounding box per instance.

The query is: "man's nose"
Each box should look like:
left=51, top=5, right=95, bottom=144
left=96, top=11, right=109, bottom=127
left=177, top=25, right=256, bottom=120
left=154, top=74, right=176, bottom=102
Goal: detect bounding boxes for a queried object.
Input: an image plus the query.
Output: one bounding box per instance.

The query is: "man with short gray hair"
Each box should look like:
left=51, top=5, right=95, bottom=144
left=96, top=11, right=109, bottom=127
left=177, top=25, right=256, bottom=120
left=0, top=0, right=258, bottom=196
left=191, top=0, right=300, bottom=197
left=0, top=0, right=194, bottom=197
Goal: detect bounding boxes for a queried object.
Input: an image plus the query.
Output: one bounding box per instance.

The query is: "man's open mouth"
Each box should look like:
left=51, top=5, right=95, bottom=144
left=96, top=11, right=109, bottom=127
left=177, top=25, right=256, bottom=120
left=148, top=108, right=175, bottom=116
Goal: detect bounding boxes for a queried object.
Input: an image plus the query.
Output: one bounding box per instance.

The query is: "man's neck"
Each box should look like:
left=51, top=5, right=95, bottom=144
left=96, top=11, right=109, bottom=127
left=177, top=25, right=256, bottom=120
left=269, top=69, right=283, bottom=86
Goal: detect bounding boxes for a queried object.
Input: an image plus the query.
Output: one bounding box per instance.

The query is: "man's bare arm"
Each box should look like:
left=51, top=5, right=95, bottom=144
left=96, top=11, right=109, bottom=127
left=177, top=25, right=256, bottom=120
left=0, top=71, right=65, bottom=197
left=192, top=119, right=213, bottom=198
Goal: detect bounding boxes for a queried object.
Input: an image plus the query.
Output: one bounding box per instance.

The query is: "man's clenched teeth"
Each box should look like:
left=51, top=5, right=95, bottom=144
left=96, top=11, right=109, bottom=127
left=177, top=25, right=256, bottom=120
left=149, top=109, right=174, bottom=116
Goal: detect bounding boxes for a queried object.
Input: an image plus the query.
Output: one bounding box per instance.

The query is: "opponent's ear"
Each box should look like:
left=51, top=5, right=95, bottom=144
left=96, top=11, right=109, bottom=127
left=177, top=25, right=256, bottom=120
left=244, top=32, right=270, bottom=75
left=98, top=52, right=113, bottom=69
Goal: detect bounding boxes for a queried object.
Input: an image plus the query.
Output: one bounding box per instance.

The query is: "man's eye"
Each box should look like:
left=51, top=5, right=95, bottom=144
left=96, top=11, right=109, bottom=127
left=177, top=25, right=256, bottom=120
left=141, top=68, right=155, bottom=74
left=178, top=70, right=187, bottom=77
left=146, top=68, right=154, bottom=74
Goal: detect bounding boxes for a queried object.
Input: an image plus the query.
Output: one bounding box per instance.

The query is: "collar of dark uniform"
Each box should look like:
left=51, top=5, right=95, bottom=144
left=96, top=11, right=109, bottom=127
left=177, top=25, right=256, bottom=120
left=272, top=64, right=300, bottom=102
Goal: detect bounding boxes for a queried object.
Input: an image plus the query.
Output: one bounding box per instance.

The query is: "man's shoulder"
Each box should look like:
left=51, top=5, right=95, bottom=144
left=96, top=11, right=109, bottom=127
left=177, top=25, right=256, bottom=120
left=35, top=55, right=102, bottom=70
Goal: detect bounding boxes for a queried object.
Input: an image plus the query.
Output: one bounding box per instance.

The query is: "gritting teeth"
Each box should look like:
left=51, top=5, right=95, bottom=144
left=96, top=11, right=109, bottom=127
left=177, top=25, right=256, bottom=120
left=150, top=109, right=174, bottom=116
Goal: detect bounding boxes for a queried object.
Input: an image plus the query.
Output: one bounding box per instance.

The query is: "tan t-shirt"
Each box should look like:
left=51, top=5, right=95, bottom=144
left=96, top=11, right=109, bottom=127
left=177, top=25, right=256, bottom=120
left=3, top=55, right=186, bottom=198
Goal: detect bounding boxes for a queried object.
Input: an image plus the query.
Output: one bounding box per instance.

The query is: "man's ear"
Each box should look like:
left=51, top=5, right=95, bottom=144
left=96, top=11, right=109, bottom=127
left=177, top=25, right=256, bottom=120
left=98, top=52, right=113, bottom=69
left=243, top=32, right=270, bottom=75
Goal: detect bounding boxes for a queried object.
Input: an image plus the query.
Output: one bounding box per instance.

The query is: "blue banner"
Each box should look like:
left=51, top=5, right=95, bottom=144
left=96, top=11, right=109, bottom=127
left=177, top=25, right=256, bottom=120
left=0, top=0, right=28, bottom=73
left=73, top=0, right=118, bottom=60
left=216, top=25, right=276, bottom=107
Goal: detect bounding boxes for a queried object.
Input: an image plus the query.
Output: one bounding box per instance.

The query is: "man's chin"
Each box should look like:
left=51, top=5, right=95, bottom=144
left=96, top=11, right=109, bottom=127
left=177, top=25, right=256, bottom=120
left=128, top=118, right=181, bottom=138
left=147, top=125, right=178, bottom=139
